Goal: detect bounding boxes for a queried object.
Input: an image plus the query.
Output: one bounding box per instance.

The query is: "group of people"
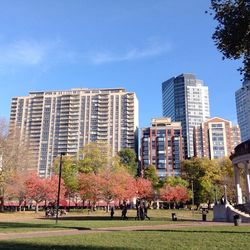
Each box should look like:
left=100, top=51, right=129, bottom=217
left=45, top=208, right=67, bottom=217
left=110, top=200, right=150, bottom=221
left=135, top=200, right=150, bottom=220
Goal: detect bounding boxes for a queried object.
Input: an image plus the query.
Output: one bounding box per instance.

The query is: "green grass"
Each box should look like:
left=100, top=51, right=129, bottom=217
left=0, top=209, right=209, bottom=233
left=0, top=226, right=250, bottom=250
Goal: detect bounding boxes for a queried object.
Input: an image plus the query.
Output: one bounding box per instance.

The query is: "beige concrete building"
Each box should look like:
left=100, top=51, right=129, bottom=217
left=141, top=118, right=183, bottom=178
left=193, top=117, right=241, bottom=159
left=9, top=88, right=138, bottom=177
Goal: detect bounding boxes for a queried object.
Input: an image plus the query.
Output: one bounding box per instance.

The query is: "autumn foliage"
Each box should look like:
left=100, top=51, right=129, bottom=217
left=160, top=185, right=189, bottom=203
left=24, top=172, right=66, bottom=212
left=135, top=177, right=153, bottom=199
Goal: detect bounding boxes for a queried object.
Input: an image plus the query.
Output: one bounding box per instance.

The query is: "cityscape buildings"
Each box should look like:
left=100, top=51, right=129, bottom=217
left=140, top=118, right=183, bottom=178
left=235, top=79, right=250, bottom=142
left=193, top=117, right=241, bottom=159
left=9, top=88, right=139, bottom=177
left=162, top=73, right=210, bottom=159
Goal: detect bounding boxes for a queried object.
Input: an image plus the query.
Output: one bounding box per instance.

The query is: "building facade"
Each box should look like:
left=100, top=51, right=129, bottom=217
left=235, top=79, right=250, bottom=142
left=162, top=73, right=210, bottom=159
left=193, top=117, right=241, bottom=159
left=141, top=118, right=183, bottom=178
left=9, top=88, right=139, bottom=177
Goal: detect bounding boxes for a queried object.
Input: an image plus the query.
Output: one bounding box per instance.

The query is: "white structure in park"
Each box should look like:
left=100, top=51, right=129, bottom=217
left=230, top=140, right=250, bottom=205
left=214, top=140, right=250, bottom=223
left=9, top=88, right=139, bottom=177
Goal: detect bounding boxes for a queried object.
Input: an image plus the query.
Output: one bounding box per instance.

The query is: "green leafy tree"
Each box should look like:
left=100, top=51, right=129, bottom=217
left=53, top=156, right=79, bottom=194
left=216, top=157, right=236, bottom=202
left=118, top=148, right=138, bottom=176
left=181, top=158, right=221, bottom=206
left=144, top=165, right=159, bottom=189
left=209, top=0, right=250, bottom=78
left=162, top=176, right=189, bottom=188
left=78, top=142, right=110, bottom=173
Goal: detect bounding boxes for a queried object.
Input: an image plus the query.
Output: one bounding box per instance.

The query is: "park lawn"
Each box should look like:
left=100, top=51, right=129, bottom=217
left=0, top=209, right=211, bottom=233
left=0, top=226, right=249, bottom=250
left=0, top=217, right=179, bottom=233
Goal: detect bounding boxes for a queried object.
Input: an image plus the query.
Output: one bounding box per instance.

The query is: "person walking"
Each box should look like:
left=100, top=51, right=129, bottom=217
left=144, top=204, right=150, bottom=220
left=121, top=202, right=128, bottom=220
left=110, top=207, right=114, bottom=219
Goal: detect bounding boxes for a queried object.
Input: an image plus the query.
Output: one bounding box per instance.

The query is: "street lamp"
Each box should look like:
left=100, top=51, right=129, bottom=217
left=214, top=187, right=218, bottom=205
left=224, top=185, right=227, bottom=203
left=56, top=152, right=65, bottom=224
left=191, top=179, right=194, bottom=207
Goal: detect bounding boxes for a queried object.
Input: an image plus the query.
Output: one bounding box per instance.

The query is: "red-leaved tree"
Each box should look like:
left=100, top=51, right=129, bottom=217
left=112, top=170, right=136, bottom=202
left=78, top=173, right=100, bottom=208
left=135, top=177, right=153, bottom=200
left=160, top=185, right=189, bottom=204
left=25, top=172, right=47, bottom=212
left=45, top=175, right=66, bottom=205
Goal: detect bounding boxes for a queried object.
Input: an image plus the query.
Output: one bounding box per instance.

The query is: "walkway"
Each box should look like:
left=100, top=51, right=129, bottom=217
left=0, top=221, right=237, bottom=241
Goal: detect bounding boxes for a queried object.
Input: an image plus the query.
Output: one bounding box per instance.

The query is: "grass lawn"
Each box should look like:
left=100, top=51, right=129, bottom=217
left=0, top=226, right=249, bottom=250
left=0, top=209, right=211, bottom=233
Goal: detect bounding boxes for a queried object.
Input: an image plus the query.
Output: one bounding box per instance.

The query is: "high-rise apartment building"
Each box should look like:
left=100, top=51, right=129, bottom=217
left=193, top=117, right=241, bottom=159
left=9, top=88, right=139, bottom=177
left=141, top=118, right=183, bottom=178
left=162, top=73, right=210, bottom=158
left=235, top=79, right=250, bottom=142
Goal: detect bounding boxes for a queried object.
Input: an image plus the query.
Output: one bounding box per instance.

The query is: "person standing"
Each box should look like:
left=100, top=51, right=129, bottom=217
left=144, top=204, right=150, bottom=220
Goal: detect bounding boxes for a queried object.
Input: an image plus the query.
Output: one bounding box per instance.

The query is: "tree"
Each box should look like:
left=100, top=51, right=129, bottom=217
left=25, top=172, right=47, bottom=212
left=216, top=157, right=236, bottom=202
left=45, top=175, right=66, bottom=205
left=181, top=158, right=221, bottom=206
left=0, top=119, right=32, bottom=212
left=144, top=165, right=159, bottom=189
left=135, top=177, right=153, bottom=200
left=98, top=168, right=122, bottom=210
left=78, top=142, right=111, bottom=174
left=111, top=169, right=136, bottom=201
left=160, top=185, right=189, bottom=204
left=4, top=170, right=28, bottom=211
left=209, top=0, right=250, bottom=78
left=78, top=173, right=101, bottom=208
left=53, top=155, right=79, bottom=205
left=161, top=176, right=189, bottom=188
left=118, top=148, right=138, bottom=176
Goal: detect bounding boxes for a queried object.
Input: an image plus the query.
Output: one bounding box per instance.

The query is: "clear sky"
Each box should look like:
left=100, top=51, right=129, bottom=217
left=0, top=0, right=242, bottom=127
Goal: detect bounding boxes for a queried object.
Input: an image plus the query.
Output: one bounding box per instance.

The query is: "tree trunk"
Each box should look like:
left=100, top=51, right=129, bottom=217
left=0, top=196, right=4, bottom=212
left=68, top=193, right=71, bottom=212
left=35, top=203, right=39, bottom=213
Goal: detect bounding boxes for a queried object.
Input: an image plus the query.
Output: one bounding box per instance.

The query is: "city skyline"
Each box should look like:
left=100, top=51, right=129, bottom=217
left=0, top=1, right=242, bottom=129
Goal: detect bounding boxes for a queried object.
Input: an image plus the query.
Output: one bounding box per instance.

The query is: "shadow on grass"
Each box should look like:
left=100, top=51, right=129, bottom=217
left=0, top=242, right=129, bottom=250
left=0, top=222, right=91, bottom=231
left=134, top=229, right=250, bottom=234
left=39, top=215, right=175, bottom=221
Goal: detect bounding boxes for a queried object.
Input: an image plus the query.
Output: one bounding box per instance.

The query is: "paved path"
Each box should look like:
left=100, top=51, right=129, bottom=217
left=0, top=221, right=238, bottom=241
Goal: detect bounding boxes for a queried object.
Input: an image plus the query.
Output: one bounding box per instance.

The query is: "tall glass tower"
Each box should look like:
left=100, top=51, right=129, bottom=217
left=162, top=73, right=210, bottom=158
left=235, top=80, right=250, bottom=142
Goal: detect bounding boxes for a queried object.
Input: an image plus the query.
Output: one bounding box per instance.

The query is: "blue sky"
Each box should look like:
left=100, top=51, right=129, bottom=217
left=0, top=0, right=242, bottom=127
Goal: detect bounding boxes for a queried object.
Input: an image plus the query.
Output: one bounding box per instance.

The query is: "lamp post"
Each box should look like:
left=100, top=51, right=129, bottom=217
left=56, top=152, right=65, bottom=224
left=0, top=151, right=4, bottom=212
left=191, top=179, right=194, bottom=207
left=224, top=185, right=227, bottom=204
left=214, top=187, right=218, bottom=205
